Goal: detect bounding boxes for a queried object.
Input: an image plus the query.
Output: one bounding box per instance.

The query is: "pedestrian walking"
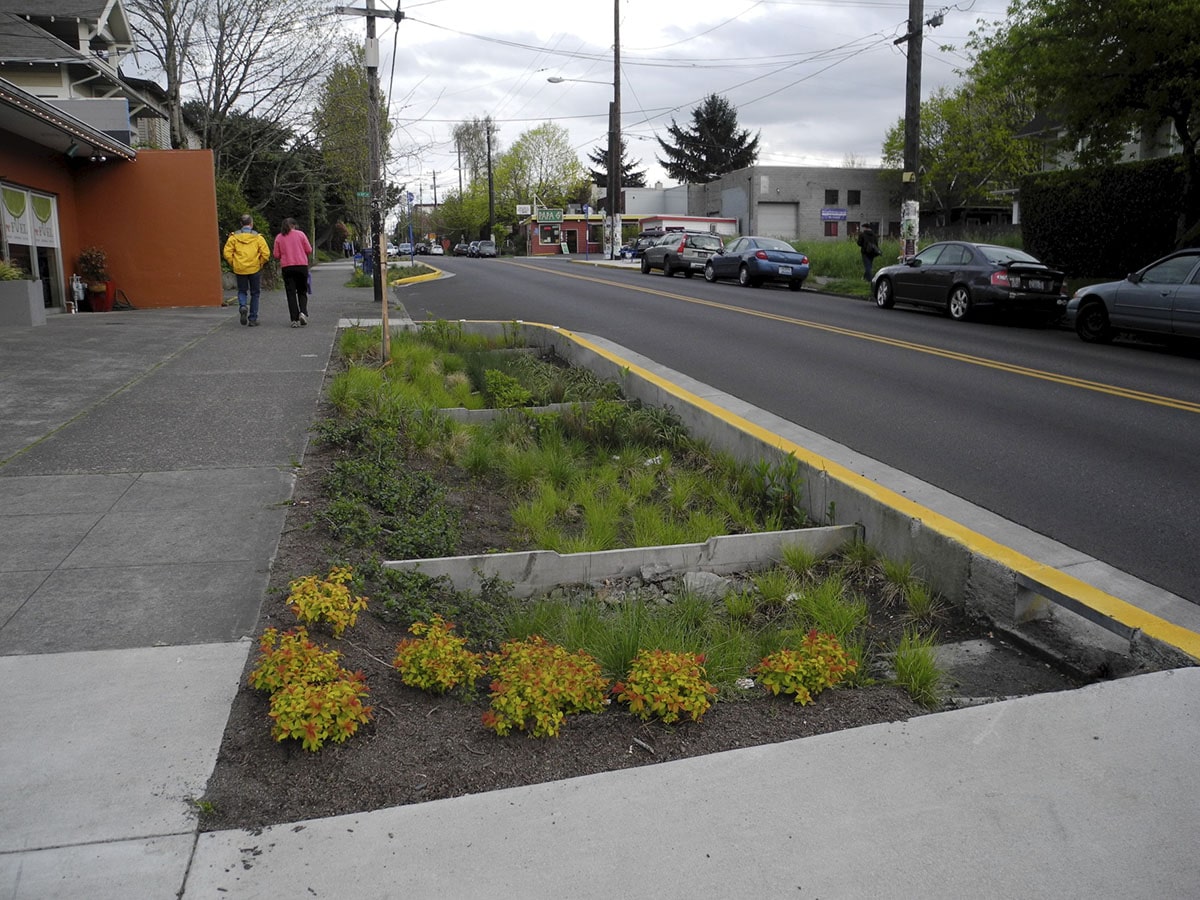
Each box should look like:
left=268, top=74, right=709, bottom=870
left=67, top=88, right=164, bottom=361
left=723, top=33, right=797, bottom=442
left=273, top=217, right=313, bottom=327
left=222, top=214, right=270, bottom=326
left=857, top=225, right=881, bottom=282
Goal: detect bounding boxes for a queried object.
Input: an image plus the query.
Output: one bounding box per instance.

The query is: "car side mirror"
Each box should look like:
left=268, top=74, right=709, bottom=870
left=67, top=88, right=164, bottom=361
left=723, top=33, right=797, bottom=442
left=1127, top=272, right=1142, bottom=284
left=907, top=258, right=922, bottom=268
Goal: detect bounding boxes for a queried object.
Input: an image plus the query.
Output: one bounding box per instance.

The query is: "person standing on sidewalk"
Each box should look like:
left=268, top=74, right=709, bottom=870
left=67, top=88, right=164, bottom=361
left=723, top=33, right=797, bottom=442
left=857, top=225, right=881, bottom=282
left=273, top=217, right=314, bottom=327
left=222, top=214, right=270, bottom=326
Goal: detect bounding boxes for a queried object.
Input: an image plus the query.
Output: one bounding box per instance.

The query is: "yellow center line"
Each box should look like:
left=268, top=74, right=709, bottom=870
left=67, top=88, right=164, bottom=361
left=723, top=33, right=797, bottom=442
left=508, top=260, right=1200, bottom=415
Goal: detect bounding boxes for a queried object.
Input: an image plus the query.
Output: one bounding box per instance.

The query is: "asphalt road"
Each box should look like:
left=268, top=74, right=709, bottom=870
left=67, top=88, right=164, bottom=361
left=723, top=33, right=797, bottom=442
left=404, top=255, right=1200, bottom=606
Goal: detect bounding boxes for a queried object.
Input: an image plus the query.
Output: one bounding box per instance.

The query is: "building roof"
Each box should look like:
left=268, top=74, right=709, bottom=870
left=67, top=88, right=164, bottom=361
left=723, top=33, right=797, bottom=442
left=0, top=75, right=135, bottom=159
left=0, top=13, right=84, bottom=63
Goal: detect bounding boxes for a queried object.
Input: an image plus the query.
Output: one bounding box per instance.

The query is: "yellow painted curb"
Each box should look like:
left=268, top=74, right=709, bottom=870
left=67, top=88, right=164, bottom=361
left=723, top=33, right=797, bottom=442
left=389, top=263, right=443, bottom=287
left=498, top=319, right=1200, bottom=662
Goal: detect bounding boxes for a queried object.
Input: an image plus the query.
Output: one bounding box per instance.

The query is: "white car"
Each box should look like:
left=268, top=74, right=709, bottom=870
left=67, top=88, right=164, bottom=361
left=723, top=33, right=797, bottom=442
left=429, top=244, right=444, bottom=256
left=385, top=243, right=398, bottom=256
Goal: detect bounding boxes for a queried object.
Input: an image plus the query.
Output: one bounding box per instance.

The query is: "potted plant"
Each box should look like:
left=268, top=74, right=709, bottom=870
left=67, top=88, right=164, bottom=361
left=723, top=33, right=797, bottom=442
left=0, top=258, right=45, bottom=327
left=77, top=246, right=114, bottom=311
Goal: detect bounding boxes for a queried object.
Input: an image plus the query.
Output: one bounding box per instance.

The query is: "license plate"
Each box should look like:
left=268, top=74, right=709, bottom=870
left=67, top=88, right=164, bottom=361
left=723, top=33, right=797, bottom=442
left=1028, top=279, right=1045, bottom=290
left=779, top=266, right=792, bottom=276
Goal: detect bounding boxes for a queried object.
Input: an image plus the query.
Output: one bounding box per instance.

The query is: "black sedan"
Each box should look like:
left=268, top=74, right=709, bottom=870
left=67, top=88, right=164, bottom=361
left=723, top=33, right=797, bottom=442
left=872, top=241, right=1067, bottom=322
left=1065, top=249, right=1200, bottom=343
left=703, top=236, right=810, bottom=290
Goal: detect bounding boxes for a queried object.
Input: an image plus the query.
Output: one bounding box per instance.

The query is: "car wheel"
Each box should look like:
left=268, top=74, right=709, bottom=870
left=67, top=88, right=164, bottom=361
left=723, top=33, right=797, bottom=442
left=704, top=263, right=717, bottom=283
left=947, top=285, right=972, bottom=321
left=640, top=257, right=651, bottom=274
left=788, top=279, right=804, bottom=292
left=874, top=278, right=894, bottom=308
left=738, top=264, right=752, bottom=287
left=663, top=259, right=674, bottom=277
left=1075, top=300, right=1115, bottom=343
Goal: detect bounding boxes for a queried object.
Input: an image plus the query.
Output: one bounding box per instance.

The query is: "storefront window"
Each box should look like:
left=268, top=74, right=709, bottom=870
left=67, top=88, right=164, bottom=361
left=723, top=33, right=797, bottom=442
left=539, top=224, right=561, bottom=245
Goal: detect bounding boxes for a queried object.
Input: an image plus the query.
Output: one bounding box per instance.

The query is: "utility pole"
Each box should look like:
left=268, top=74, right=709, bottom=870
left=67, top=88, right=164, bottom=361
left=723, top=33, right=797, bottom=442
left=893, top=0, right=942, bottom=259
left=336, top=0, right=403, bottom=357
left=608, top=0, right=621, bottom=258
left=486, top=120, right=495, bottom=241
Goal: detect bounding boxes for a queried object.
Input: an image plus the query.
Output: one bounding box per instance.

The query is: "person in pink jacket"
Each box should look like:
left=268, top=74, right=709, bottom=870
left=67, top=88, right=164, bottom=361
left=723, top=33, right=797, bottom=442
left=272, top=218, right=313, bottom=327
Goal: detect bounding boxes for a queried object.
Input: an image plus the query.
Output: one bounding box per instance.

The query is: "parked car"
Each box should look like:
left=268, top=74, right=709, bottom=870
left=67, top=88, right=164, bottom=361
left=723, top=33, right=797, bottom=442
left=620, top=231, right=665, bottom=260
left=467, top=241, right=481, bottom=257
left=476, top=240, right=497, bottom=258
left=872, top=241, right=1067, bottom=322
left=704, top=236, right=810, bottom=290
left=414, top=242, right=430, bottom=255
left=397, top=242, right=413, bottom=256
left=640, top=231, right=725, bottom=278
left=453, top=242, right=470, bottom=256
left=385, top=243, right=398, bottom=257
left=1065, top=249, right=1200, bottom=343
left=429, top=243, right=445, bottom=256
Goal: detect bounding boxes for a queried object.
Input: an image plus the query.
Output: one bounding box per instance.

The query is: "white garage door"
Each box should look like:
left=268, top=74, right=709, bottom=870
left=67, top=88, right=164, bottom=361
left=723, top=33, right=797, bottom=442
left=756, top=202, right=798, bottom=239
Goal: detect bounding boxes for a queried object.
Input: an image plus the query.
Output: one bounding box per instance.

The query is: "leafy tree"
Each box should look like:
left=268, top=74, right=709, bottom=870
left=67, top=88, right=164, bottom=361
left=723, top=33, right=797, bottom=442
left=436, top=184, right=490, bottom=243
left=312, top=45, right=394, bottom=237
left=495, top=123, right=590, bottom=213
left=452, top=117, right=494, bottom=185
left=587, top=137, right=646, bottom=189
left=969, top=0, right=1200, bottom=243
left=882, top=82, right=1040, bottom=218
left=655, top=94, right=759, bottom=184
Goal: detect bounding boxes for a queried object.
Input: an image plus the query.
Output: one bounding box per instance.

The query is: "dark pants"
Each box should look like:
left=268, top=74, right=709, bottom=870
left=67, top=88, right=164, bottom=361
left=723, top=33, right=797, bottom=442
left=282, top=266, right=309, bottom=321
left=861, top=253, right=874, bottom=281
left=235, top=271, right=262, bottom=320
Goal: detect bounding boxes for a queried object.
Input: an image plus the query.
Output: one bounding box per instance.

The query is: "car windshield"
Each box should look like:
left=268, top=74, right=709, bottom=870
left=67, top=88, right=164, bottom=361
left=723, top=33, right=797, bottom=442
left=479, top=241, right=494, bottom=249
left=754, top=238, right=794, bottom=252
left=978, top=245, right=1041, bottom=265
left=691, top=234, right=724, bottom=251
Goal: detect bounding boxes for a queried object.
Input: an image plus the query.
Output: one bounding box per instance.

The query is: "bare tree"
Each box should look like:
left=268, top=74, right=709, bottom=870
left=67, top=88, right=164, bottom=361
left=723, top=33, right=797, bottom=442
left=127, top=0, right=208, bottom=148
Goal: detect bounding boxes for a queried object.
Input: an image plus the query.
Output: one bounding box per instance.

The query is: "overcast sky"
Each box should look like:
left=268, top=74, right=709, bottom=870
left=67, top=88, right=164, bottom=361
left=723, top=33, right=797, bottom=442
left=362, top=0, right=1013, bottom=204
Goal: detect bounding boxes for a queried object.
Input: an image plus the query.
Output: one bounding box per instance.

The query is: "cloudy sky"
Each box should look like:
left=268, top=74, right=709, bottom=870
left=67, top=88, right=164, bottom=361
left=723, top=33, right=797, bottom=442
left=364, top=0, right=1013, bottom=204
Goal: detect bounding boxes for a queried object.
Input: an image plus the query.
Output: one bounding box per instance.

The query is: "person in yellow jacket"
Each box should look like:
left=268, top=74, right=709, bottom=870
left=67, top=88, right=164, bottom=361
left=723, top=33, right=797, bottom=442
left=222, top=214, right=271, bottom=326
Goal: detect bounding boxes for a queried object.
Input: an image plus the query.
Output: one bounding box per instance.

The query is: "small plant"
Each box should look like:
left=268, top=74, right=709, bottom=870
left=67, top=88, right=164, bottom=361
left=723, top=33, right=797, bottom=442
left=0, top=259, right=29, bottom=281
left=748, top=452, right=807, bottom=529
left=267, top=669, right=372, bottom=752
left=392, top=615, right=486, bottom=694
left=752, top=630, right=858, bottom=705
left=247, top=627, right=373, bottom=752
left=893, top=628, right=942, bottom=709
left=77, top=246, right=108, bottom=283
left=286, top=566, right=368, bottom=638
left=482, top=636, right=609, bottom=738
left=247, top=627, right=345, bottom=694
left=613, top=648, right=717, bottom=724
left=880, top=558, right=920, bottom=607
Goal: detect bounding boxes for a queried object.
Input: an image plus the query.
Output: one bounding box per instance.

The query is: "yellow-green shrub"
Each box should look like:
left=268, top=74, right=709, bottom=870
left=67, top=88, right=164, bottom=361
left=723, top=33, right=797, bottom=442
left=751, top=630, right=857, bottom=705
left=613, top=649, right=716, bottom=724
left=393, top=615, right=486, bottom=694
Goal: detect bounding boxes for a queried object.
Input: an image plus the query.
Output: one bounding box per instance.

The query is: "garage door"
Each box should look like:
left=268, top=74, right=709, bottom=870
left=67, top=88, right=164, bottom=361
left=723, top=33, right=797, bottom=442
left=756, top=202, right=798, bottom=239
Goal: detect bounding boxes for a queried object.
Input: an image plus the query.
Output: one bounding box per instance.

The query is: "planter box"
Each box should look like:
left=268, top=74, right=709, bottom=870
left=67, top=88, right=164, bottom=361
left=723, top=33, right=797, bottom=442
left=0, top=280, right=45, bottom=327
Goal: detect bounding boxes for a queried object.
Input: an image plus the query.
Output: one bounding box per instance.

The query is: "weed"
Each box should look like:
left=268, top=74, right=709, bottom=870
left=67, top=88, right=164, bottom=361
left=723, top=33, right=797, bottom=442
left=893, top=628, right=942, bottom=709
left=780, top=542, right=821, bottom=580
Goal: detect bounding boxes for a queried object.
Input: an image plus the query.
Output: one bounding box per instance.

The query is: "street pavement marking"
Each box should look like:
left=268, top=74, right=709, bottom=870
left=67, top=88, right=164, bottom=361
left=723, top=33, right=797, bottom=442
left=508, top=260, right=1200, bottom=416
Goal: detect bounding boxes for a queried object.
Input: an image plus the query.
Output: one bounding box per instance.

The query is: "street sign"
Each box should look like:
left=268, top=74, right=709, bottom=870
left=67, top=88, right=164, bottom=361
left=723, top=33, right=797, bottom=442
left=515, top=204, right=532, bottom=216
left=536, top=209, right=563, bottom=224
left=355, top=191, right=370, bottom=197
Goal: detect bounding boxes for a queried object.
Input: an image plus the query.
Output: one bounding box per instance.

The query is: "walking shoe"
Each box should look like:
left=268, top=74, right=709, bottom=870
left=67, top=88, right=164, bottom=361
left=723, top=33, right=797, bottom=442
left=248, top=319, right=260, bottom=326
left=291, top=321, right=301, bottom=328
left=239, top=305, right=248, bottom=325
left=299, top=312, right=308, bottom=326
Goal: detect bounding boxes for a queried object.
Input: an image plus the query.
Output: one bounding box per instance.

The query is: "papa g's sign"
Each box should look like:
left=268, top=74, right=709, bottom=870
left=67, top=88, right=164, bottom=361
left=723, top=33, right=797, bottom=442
left=536, top=209, right=563, bottom=224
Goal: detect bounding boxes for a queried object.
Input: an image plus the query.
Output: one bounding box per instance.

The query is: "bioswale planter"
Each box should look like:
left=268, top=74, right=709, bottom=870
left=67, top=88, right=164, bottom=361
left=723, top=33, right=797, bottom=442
left=391, top=319, right=1200, bottom=674
left=0, top=279, right=45, bottom=327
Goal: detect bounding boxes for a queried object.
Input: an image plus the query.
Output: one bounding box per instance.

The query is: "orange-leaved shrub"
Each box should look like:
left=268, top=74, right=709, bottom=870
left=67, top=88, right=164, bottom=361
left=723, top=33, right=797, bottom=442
left=482, top=636, right=609, bottom=738
left=751, top=630, right=857, bottom=705
left=613, top=648, right=716, bottom=724
left=287, top=565, right=368, bottom=637
left=393, top=615, right=486, bottom=694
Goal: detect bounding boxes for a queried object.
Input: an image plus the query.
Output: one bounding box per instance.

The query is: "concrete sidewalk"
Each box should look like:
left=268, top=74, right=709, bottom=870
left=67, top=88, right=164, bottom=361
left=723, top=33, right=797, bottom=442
left=1, top=259, right=1197, bottom=898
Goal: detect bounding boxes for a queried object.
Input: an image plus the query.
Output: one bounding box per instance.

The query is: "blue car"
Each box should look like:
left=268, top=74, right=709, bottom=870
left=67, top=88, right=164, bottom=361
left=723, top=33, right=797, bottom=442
left=704, top=236, right=810, bottom=290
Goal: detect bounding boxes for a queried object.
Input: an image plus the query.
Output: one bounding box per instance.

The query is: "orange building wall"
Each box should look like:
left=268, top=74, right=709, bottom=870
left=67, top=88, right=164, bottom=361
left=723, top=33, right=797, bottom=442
left=73, top=150, right=222, bottom=308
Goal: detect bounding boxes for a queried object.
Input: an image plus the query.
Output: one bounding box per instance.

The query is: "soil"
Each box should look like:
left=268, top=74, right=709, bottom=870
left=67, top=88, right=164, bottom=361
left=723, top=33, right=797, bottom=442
left=199, top=408, right=1084, bottom=833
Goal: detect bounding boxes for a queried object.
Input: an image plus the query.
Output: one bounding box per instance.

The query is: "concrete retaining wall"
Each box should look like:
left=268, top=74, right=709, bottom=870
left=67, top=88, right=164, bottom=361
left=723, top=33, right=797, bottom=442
left=391, top=320, right=1199, bottom=670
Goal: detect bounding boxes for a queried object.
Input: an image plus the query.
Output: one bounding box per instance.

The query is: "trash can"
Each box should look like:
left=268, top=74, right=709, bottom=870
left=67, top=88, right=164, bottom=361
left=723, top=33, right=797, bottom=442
left=360, top=248, right=374, bottom=279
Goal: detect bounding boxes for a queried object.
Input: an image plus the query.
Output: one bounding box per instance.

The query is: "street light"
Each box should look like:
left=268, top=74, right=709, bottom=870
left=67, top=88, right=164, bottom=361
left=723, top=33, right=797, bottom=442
left=547, top=1, right=620, bottom=258
left=546, top=73, right=621, bottom=257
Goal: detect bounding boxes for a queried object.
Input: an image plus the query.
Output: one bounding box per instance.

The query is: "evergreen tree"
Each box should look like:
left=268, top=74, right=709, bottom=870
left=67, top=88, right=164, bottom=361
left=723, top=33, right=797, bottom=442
left=655, top=94, right=760, bottom=184
left=587, top=138, right=647, bottom=189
